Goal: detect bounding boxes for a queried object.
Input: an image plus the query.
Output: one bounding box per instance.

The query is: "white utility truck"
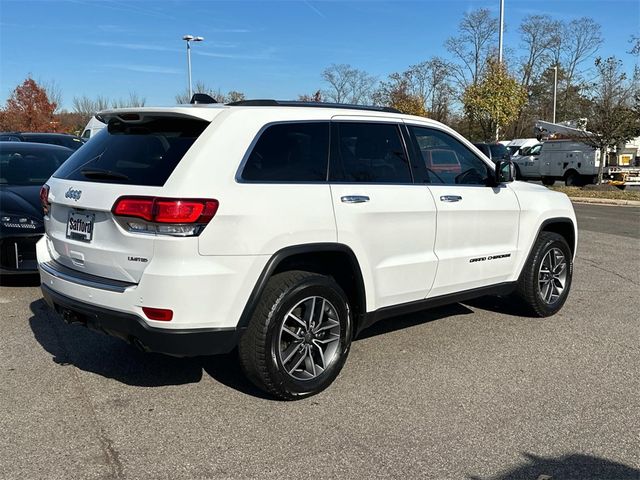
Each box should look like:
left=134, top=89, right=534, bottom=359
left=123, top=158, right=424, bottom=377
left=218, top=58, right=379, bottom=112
left=512, top=120, right=640, bottom=187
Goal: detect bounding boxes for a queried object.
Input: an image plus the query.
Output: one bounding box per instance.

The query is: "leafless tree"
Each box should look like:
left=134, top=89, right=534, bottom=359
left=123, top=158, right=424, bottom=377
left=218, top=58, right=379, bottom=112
left=72, top=95, right=110, bottom=117
left=40, top=79, right=63, bottom=112
left=175, top=81, right=244, bottom=104
left=405, top=58, right=454, bottom=122
left=321, top=64, right=376, bottom=104
left=445, top=8, right=499, bottom=90
left=298, top=90, right=323, bottom=102
left=111, top=92, right=146, bottom=109
left=518, top=15, right=562, bottom=89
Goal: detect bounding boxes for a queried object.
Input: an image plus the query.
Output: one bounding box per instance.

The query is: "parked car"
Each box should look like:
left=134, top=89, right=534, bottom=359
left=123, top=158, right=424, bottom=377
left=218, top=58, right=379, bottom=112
left=0, top=142, right=73, bottom=273
left=473, top=142, right=511, bottom=163
left=0, top=132, right=86, bottom=150
left=37, top=100, right=577, bottom=399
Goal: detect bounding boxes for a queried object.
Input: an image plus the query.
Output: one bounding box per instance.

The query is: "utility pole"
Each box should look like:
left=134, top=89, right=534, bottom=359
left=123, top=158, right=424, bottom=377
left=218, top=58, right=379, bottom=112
left=552, top=64, right=558, bottom=123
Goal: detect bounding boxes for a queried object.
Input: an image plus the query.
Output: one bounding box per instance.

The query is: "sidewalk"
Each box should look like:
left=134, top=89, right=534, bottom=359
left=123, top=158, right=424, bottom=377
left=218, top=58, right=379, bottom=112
left=569, top=197, right=640, bottom=206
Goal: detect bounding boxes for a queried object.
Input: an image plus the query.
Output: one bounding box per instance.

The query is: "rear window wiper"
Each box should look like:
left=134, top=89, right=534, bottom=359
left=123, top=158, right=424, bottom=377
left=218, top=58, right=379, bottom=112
left=81, top=169, right=130, bottom=181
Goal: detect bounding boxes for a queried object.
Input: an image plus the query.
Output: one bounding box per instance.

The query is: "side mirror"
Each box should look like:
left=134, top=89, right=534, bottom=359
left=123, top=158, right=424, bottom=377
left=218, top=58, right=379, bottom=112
left=495, top=160, right=515, bottom=184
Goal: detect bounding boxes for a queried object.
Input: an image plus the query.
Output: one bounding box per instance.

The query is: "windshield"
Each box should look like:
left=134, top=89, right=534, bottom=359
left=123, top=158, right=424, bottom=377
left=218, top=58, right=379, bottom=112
left=53, top=116, right=209, bottom=186
left=528, top=144, right=543, bottom=155
left=0, top=146, right=71, bottom=186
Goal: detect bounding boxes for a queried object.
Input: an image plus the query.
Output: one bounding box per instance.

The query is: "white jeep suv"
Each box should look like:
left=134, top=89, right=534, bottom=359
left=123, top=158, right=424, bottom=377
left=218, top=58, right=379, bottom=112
left=37, top=99, right=576, bottom=399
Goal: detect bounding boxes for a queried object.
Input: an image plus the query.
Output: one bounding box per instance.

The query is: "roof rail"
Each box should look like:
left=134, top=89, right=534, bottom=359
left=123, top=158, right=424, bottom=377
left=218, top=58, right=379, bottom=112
left=226, top=99, right=401, bottom=114
left=190, top=93, right=218, bottom=104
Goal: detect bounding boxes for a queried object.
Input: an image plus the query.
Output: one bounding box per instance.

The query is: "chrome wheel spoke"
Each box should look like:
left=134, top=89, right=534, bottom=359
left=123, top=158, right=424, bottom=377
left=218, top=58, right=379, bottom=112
left=313, top=341, right=327, bottom=369
left=282, top=326, right=301, bottom=340
left=281, top=341, right=303, bottom=365
left=288, top=348, right=307, bottom=374
left=288, top=312, right=306, bottom=329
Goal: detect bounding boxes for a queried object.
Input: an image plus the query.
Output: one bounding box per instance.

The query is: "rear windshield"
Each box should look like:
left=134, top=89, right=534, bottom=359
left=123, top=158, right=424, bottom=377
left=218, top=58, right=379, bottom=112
left=0, top=146, right=71, bottom=186
left=53, top=117, right=209, bottom=186
left=489, top=144, right=509, bottom=158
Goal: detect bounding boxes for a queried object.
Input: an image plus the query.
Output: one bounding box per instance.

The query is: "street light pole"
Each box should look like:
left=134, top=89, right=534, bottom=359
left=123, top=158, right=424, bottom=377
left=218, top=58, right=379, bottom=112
left=182, top=35, right=204, bottom=101
left=495, top=0, right=505, bottom=141
left=552, top=64, right=558, bottom=123
left=498, top=0, right=504, bottom=63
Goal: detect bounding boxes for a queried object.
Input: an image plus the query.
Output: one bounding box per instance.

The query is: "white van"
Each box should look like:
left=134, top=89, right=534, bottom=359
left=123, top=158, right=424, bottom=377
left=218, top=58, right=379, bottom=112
left=80, top=116, right=107, bottom=139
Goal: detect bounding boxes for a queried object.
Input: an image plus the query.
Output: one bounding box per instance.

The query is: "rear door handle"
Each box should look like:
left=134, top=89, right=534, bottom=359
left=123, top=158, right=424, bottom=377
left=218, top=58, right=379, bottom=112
left=341, top=195, right=370, bottom=204
left=440, top=195, right=462, bottom=202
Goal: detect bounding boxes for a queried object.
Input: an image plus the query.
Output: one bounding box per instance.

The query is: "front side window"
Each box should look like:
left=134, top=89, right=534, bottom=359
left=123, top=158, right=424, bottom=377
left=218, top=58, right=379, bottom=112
left=329, top=122, right=411, bottom=183
left=241, top=122, right=329, bottom=182
left=409, top=126, right=490, bottom=185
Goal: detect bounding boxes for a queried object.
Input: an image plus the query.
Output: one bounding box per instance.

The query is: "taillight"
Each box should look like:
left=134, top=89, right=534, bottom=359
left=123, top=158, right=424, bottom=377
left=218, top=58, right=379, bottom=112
left=40, top=184, right=50, bottom=215
left=112, top=196, right=218, bottom=236
left=142, top=307, right=173, bottom=321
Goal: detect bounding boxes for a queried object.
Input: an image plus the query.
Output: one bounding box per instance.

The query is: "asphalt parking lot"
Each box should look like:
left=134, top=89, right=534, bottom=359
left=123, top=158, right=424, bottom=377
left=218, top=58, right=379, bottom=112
left=1, top=203, right=638, bottom=480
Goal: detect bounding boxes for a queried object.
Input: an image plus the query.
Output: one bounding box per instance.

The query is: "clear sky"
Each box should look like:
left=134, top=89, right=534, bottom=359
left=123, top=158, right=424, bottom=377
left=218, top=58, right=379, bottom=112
left=1, top=0, right=638, bottom=109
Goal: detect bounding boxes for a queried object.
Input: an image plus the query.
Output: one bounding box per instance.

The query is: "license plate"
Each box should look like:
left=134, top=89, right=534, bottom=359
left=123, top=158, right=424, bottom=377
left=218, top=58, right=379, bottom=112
left=66, top=211, right=95, bottom=242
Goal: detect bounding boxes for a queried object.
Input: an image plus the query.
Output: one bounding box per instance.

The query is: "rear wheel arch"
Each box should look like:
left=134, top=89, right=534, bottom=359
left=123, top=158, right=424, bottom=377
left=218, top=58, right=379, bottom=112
left=238, top=243, right=367, bottom=333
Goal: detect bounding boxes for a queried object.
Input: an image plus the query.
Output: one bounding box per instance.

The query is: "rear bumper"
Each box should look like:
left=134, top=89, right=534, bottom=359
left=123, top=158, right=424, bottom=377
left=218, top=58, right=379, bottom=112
left=41, top=284, right=240, bottom=357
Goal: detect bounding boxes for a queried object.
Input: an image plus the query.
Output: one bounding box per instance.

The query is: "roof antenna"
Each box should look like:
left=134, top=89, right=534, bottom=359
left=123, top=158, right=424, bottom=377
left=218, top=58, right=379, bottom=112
left=190, top=93, right=217, bottom=104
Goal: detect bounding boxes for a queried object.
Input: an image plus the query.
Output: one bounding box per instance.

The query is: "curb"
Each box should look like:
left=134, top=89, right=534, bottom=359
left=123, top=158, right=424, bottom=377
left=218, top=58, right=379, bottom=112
left=569, top=197, right=640, bottom=206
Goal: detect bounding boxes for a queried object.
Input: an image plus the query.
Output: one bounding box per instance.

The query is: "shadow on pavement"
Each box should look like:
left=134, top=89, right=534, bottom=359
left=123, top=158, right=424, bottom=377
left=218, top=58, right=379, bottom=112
left=29, top=295, right=511, bottom=398
left=463, top=295, right=539, bottom=318
left=29, top=299, right=204, bottom=387
left=469, top=452, right=640, bottom=480
left=29, top=298, right=275, bottom=398
left=356, top=302, right=474, bottom=340
left=0, top=273, right=40, bottom=287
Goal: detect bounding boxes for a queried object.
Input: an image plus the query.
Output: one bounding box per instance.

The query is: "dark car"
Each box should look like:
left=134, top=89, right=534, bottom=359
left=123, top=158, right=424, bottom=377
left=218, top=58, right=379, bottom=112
left=0, top=132, right=86, bottom=151
left=473, top=142, right=511, bottom=163
left=0, top=142, right=73, bottom=274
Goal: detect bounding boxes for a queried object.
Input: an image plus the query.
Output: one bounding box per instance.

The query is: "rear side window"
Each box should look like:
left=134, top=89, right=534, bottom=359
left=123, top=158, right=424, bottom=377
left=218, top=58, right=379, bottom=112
left=241, top=122, right=329, bottom=182
left=53, top=117, right=208, bottom=186
left=330, top=122, right=411, bottom=183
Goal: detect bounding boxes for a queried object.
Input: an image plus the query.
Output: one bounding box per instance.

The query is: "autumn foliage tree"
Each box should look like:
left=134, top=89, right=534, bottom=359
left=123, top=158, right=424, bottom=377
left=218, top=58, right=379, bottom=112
left=0, top=77, right=58, bottom=132
left=374, top=73, right=427, bottom=117
left=463, top=59, right=527, bottom=141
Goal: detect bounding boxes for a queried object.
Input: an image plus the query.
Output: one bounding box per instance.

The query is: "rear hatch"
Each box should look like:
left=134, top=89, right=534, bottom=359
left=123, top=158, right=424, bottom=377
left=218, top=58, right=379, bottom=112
left=44, top=111, right=214, bottom=283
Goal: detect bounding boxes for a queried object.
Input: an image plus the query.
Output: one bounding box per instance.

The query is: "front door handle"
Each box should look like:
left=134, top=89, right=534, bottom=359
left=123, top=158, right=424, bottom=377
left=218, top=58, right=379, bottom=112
left=440, top=195, right=462, bottom=202
left=341, top=195, right=370, bottom=204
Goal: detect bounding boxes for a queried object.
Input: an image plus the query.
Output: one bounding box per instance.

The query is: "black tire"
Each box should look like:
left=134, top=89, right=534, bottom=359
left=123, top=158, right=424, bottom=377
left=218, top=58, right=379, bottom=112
left=514, top=231, right=573, bottom=317
left=238, top=270, right=353, bottom=400
left=564, top=171, right=580, bottom=186
left=541, top=177, right=555, bottom=186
